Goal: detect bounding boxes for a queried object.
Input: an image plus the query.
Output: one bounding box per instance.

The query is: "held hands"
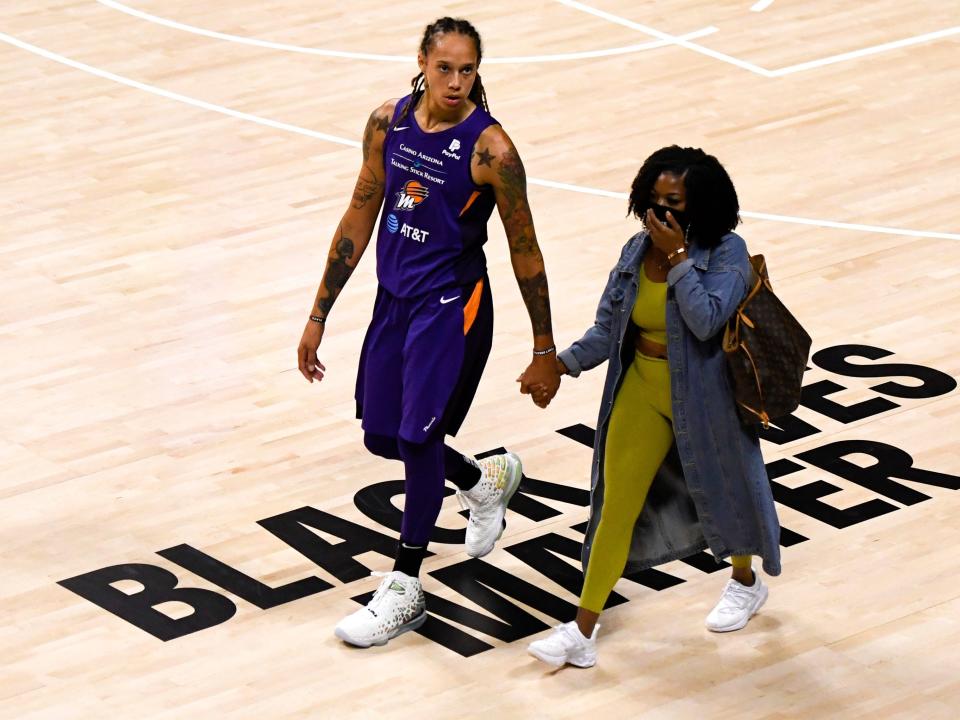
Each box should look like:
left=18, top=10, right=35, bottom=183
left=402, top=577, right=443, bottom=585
left=517, top=355, right=564, bottom=408
left=297, top=320, right=326, bottom=383
left=645, top=208, right=686, bottom=258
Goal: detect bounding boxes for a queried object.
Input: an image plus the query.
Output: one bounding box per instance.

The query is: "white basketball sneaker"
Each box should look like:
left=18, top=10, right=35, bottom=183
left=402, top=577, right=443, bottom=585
left=705, top=571, right=768, bottom=633
left=334, top=571, right=426, bottom=647
left=527, top=621, right=600, bottom=668
left=456, top=452, right=523, bottom=558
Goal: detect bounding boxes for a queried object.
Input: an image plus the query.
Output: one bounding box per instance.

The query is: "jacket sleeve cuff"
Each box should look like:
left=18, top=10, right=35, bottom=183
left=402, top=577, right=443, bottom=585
left=666, top=258, right=695, bottom=286
left=557, top=347, right=583, bottom=378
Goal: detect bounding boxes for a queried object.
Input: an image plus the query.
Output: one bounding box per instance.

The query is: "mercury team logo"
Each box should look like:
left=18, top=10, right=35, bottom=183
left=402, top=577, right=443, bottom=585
left=394, top=180, right=430, bottom=211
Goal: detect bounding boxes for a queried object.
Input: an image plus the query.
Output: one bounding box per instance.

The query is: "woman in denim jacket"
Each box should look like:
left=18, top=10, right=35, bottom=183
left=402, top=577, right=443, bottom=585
left=527, top=146, right=782, bottom=669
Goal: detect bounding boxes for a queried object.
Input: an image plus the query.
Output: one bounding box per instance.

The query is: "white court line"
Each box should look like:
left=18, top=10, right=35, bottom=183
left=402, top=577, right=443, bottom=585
left=769, top=26, right=960, bottom=76
left=528, top=178, right=960, bottom=240
left=559, top=0, right=960, bottom=78
left=3, top=32, right=959, bottom=243
left=0, top=32, right=359, bottom=148
left=96, top=0, right=717, bottom=64
left=484, top=32, right=718, bottom=63
left=527, top=177, right=627, bottom=200
left=738, top=211, right=960, bottom=241
left=750, top=0, right=775, bottom=12
left=555, top=0, right=775, bottom=76
left=98, top=0, right=960, bottom=76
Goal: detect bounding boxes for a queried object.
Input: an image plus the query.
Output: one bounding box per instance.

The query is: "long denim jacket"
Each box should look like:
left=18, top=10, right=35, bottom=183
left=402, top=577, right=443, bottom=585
left=558, top=230, right=782, bottom=576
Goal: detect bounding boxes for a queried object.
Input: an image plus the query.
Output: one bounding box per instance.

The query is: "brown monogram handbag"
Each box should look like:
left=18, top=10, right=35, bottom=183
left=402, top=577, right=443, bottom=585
left=722, top=255, right=812, bottom=428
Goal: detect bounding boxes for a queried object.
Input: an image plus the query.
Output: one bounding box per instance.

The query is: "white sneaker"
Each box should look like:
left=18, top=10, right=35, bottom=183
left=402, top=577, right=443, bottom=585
left=456, top=452, right=523, bottom=558
left=334, top=571, right=426, bottom=647
left=527, top=621, right=599, bottom=668
left=705, top=571, right=768, bottom=633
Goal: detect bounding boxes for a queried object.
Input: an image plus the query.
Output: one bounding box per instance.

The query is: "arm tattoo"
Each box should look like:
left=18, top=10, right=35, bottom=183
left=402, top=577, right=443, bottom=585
left=316, top=226, right=356, bottom=316
left=517, top=272, right=552, bottom=336
left=352, top=173, right=382, bottom=209
left=357, top=110, right=389, bottom=207
left=362, top=113, right=374, bottom=164
left=497, top=148, right=527, bottom=212
left=498, top=148, right=541, bottom=260
left=361, top=110, right=390, bottom=163
left=475, top=147, right=494, bottom=167
left=497, top=146, right=551, bottom=334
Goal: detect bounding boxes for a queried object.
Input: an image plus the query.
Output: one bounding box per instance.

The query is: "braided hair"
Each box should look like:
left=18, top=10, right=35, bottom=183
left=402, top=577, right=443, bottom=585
left=627, top=145, right=741, bottom=248
left=392, top=17, right=489, bottom=130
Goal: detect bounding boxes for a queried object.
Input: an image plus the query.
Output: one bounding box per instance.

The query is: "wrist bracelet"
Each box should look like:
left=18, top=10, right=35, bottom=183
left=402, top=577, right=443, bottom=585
left=309, top=315, right=326, bottom=324
left=532, top=345, right=556, bottom=356
left=666, top=247, right=687, bottom=261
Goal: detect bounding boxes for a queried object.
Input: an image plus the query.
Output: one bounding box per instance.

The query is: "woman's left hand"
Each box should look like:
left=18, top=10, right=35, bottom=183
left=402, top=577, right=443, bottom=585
left=645, top=208, right=686, bottom=257
left=518, top=355, right=561, bottom=408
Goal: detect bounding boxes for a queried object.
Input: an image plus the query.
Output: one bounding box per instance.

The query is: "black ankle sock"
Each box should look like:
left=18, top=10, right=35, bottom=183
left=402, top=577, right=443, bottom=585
left=445, top=447, right=482, bottom=491
left=393, top=542, right=428, bottom=577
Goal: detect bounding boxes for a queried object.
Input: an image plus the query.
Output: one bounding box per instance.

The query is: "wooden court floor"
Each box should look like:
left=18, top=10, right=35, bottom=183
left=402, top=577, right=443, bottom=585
left=2, top=1, right=959, bottom=718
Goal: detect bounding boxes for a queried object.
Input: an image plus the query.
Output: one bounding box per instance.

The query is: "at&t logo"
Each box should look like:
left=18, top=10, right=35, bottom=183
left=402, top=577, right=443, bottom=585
left=385, top=212, right=430, bottom=243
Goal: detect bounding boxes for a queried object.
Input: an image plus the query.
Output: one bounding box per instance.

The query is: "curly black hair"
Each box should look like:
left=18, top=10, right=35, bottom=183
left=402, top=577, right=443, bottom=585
left=627, top=145, right=740, bottom=247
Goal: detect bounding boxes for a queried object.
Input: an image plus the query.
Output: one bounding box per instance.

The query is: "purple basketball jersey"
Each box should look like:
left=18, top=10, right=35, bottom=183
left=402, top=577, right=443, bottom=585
left=376, top=95, right=498, bottom=298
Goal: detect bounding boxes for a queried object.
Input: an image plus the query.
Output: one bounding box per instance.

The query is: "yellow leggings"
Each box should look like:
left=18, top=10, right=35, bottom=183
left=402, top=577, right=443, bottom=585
left=580, top=351, right=751, bottom=613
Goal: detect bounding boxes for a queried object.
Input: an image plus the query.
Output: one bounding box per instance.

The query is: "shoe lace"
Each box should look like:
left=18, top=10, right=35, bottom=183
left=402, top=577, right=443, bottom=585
left=455, top=489, right=474, bottom=513
left=558, top=622, right=595, bottom=647
left=367, top=571, right=399, bottom=609
left=723, top=580, right=756, bottom=609
left=456, top=462, right=502, bottom=517
left=560, top=624, right=579, bottom=644
left=457, top=491, right=498, bottom=529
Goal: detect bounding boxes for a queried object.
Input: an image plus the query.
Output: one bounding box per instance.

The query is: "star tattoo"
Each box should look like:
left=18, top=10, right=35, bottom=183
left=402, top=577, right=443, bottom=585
left=475, top=147, right=494, bottom=167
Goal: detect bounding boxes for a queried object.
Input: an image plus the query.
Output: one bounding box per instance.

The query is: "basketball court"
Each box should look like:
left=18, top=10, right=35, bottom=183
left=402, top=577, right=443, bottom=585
left=2, top=1, right=959, bottom=717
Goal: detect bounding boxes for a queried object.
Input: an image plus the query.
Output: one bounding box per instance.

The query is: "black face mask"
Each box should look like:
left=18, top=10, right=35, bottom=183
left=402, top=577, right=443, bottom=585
left=648, top=204, right=690, bottom=233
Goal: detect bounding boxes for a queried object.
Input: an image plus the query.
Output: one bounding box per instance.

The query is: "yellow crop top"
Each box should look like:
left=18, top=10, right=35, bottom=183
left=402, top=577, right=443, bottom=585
left=631, top=266, right=667, bottom=346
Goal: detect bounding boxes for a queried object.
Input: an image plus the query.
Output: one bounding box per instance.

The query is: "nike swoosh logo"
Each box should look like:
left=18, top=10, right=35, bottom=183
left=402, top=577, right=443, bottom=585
left=440, top=295, right=461, bottom=304
left=394, top=126, right=409, bottom=131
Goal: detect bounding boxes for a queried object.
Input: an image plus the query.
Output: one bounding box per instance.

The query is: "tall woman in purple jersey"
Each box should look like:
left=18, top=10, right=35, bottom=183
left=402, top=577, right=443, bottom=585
left=297, top=17, right=561, bottom=648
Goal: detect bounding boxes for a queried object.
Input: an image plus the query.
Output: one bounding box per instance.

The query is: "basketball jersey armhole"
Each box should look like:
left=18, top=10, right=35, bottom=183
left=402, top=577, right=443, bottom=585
left=386, top=95, right=414, bottom=137
left=466, top=121, right=501, bottom=189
